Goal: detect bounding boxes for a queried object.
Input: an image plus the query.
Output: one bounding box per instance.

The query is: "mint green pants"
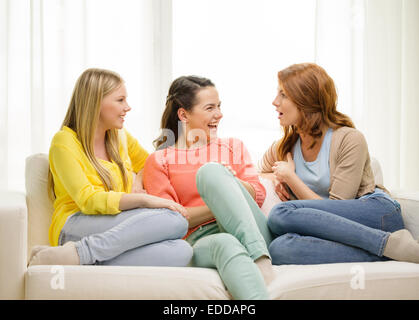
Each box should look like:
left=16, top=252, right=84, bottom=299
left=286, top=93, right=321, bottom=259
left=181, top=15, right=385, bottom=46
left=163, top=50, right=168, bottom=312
left=187, top=162, right=273, bottom=300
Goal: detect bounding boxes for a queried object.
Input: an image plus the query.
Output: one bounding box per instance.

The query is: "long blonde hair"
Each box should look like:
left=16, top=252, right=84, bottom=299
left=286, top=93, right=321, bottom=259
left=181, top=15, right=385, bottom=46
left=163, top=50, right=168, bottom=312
left=48, top=68, right=129, bottom=199
left=276, top=63, right=355, bottom=160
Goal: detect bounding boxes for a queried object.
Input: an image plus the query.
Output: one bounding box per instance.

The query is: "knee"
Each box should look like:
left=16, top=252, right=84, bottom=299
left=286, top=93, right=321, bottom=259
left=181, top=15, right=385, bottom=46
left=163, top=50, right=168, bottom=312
left=268, top=233, right=300, bottom=265
left=173, top=212, right=189, bottom=238
left=196, top=162, right=227, bottom=191
left=206, top=233, right=247, bottom=258
left=267, top=202, right=297, bottom=236
left=210, top=232, right=241, bottom=246
left=162, top=209, right=189, bottom=239
left=168, top=239, right=193, bottom=267
left=197, top=162, right=225, bottom=179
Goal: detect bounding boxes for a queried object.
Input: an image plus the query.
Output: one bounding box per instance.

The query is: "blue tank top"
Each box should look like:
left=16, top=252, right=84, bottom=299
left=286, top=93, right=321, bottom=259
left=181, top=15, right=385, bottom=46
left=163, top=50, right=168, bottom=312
left=293, top=128, right=395, bottom=203
left=293, top=128, right=333, bottom=199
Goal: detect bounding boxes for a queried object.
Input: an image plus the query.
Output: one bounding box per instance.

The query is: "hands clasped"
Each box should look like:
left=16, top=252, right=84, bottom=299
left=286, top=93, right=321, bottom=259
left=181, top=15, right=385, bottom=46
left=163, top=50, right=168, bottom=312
left=272, top=152, right=295, bottom=202
left=131, top=170, right=189, bottom=219
left=140, top=193, right=189, bottom=220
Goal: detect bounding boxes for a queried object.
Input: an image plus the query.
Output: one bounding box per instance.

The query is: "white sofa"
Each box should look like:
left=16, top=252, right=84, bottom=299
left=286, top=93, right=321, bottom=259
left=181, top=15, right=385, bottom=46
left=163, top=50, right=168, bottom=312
left=1, top=153, right=419, bottom=300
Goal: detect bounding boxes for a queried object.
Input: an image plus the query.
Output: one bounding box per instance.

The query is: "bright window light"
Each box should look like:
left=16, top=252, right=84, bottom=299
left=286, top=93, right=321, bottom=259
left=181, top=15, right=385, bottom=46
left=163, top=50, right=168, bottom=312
left=173, top=0, right=317, bottom=162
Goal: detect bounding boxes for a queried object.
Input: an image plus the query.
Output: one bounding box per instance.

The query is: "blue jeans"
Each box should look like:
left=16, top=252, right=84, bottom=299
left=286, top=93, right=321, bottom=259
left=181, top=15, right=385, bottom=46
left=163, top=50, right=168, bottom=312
left=267, top=196, right=404, bottom=265
left=59, top=208, right=193, bottom=266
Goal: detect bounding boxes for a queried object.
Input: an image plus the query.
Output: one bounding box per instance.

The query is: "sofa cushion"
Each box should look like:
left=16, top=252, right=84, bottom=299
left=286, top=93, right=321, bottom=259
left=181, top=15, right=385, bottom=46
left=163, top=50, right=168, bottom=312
left=271, top=261, right=419, bottom=299
left=260, top=177, right=281, bottom=216
left=26, top=261, right=419, bottom=300
left=26, top=265, right=232, bottom=300
left=392, top=190, right=419, bottom=239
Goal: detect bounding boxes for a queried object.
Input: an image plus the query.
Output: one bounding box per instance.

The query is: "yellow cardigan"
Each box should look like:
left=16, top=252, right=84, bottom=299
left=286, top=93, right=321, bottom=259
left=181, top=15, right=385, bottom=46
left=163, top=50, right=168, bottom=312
left=48, top=126, right=149, bottom=246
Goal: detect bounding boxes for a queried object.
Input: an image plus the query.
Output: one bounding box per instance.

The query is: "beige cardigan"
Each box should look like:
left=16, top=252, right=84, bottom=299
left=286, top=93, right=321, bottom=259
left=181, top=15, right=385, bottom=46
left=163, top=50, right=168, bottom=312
left=259, top=126, right=385, bottom=200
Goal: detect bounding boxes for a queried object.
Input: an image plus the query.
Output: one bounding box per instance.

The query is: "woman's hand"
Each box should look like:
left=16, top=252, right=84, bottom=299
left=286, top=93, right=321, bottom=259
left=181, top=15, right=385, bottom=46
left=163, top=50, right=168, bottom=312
left=140, top=193, right=189, bottom=219
left=272, top=152, right=295, bottom=183
left=220, top=162, right=256, bottom=199
left=271, top=153, right=323, bottom=201
left=274, top=179, right=290, bottom=202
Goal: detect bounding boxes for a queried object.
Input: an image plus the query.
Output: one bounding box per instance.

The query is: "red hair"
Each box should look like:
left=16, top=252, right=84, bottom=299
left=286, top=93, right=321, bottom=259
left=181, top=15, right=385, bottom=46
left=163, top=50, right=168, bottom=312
left=276, top=63, right=355, bottom=160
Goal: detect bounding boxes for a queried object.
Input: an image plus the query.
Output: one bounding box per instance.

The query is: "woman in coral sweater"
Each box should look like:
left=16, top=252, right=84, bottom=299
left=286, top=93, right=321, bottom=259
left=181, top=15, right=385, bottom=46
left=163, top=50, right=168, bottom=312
left=143, top=76, right=274, bottom=300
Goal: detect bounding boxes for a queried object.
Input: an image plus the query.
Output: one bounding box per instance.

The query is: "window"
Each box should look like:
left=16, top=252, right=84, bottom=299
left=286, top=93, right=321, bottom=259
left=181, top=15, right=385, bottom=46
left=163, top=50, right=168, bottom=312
left=173, top=0, right=318, bottom=161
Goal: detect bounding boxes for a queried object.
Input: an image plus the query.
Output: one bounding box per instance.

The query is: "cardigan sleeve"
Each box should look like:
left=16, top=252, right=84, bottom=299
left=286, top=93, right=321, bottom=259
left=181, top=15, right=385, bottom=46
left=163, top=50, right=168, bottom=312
left=258, top=140, right=280, bottom=173
left=49, top=144, right=124, bottom=215
left=329, top=130, right=370, bottom=200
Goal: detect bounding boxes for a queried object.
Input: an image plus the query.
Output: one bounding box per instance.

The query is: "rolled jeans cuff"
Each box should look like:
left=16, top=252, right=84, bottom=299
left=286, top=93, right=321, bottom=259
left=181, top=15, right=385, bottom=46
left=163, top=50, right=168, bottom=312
left=247, top=239, right=271, bottom=261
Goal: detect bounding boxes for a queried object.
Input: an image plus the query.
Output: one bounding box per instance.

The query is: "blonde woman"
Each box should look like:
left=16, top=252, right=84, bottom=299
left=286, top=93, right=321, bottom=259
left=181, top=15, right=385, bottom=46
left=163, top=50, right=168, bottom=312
left=29, top=68, right=192, bottom=267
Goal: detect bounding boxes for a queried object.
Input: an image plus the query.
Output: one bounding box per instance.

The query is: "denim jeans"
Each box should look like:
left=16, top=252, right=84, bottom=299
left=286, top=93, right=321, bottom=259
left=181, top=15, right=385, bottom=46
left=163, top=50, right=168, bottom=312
left=59, top=208, right=193, bottom=266
left=267, top=196, right=404, bottom=265
left=192, top=162, right=273, bottom=300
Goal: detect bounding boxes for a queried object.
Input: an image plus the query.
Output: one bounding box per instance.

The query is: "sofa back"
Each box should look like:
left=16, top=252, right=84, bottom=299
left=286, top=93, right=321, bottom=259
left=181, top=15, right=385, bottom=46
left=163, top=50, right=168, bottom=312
left=24, top=153, right=385, bottom=257
left=26, top=154, right=53, bottom=257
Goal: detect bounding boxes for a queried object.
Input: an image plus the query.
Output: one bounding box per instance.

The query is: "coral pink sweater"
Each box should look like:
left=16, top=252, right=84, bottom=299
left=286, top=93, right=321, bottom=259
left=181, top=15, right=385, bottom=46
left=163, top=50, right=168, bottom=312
left=143, top=137, right=266, bottom=237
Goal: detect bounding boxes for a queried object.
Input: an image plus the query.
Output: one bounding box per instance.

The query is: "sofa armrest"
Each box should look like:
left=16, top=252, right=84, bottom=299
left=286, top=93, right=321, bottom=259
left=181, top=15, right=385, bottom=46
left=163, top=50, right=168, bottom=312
left=391, top=189, right=419, bottom=239
left=0, top=192, right=27, bottom=299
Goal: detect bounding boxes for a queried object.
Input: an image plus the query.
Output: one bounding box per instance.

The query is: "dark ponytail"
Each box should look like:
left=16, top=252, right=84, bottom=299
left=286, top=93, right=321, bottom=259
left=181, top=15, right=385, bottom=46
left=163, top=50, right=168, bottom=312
left=153, top=75, right=214, bottom=149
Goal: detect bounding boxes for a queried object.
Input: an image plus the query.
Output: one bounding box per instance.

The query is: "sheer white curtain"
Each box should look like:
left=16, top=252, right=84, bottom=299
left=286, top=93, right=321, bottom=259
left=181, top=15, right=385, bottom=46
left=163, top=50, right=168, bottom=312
left=311, top=0, right=419, bottom=191
left=362, top=0, right=419, bottom=191
left=1, top=0, right=418, bottom=193
left=172, top=0, right=419, bottom=191
left=0, top=0, right=172, bottom=192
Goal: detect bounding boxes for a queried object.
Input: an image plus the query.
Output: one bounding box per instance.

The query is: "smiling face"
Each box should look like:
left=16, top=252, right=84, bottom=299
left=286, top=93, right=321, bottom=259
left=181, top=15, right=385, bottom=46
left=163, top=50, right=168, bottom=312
left=181, top=86, right=223, bottom=143
left=272, top=84, right=301, bottom=127
left=98, top=83, right=131, bottom=131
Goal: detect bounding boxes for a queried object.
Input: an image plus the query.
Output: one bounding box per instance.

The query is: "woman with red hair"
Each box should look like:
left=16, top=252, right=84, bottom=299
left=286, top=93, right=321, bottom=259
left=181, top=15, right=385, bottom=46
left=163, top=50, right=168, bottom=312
left=261, top=63, right=419, bottom=265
